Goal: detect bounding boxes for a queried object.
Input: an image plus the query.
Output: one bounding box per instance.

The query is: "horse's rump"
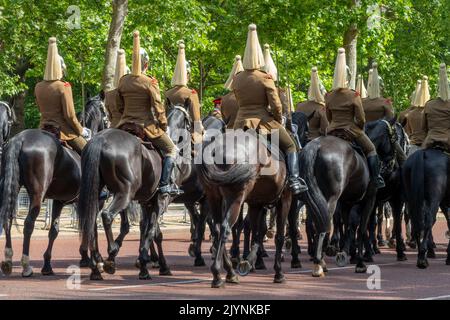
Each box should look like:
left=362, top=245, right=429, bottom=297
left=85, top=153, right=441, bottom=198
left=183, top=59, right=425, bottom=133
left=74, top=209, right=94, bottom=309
left=117, top=122, right=155, bottom=150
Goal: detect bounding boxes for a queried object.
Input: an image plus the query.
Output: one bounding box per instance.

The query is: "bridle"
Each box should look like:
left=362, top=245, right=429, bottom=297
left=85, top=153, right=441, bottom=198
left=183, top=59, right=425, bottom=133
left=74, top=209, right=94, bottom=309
left=168, top=105, right=192, bottom=132
left=379, top=119, right=397, bottom=174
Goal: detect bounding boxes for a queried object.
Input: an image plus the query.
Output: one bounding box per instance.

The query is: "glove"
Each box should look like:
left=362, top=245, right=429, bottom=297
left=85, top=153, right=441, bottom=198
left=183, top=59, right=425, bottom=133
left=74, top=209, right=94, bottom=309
left=82, top=127, right=92, bottom=140
left=193, top=121, right=204, bottom=134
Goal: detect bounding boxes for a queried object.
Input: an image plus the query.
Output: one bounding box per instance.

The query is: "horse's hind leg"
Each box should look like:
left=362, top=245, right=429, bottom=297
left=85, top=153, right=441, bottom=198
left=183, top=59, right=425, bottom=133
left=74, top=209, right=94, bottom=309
left=230, top=207, right=244, bottom=268
left=288, top=199, right=302, bottom=268
left=274, top=191, right=291, bottom=283
left=21, top=194, right=44, bottom=277
left=242, top=214, right=251, bottom=259
left=153, top=225, right=172, bottom=276
left=1, top=218, right=14, bottom=275
left=391, top=198, right=407, bottom=261
left=41, top=200, right=65, bottom=275
left=238, top=205, right=263, bottom=275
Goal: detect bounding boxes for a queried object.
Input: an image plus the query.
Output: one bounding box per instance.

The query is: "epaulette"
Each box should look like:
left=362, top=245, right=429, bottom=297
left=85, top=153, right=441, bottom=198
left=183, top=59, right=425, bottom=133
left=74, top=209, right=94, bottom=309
left=191, top=89, right=197, bottom=94
left=64, top=81, right=71, bottom=87
left=386, top=98, right=392, bottom=104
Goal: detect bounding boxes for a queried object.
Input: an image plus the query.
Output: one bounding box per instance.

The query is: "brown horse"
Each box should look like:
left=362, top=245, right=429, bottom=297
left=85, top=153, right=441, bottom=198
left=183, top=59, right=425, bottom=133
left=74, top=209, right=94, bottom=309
left=196, top=129, right=291, bottom=288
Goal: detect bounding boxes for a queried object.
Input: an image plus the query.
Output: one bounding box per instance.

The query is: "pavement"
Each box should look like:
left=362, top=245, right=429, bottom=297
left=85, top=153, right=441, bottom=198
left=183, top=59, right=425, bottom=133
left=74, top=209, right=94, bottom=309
left=0, top=213, right=449, bottom=300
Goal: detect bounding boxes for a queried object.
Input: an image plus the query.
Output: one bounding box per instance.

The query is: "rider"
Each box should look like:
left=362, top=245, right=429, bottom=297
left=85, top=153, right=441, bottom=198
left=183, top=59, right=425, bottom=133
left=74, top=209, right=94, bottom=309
left=165, top=41, right=203, bottom=144
left=105, top=49, right=128, bottom=128
left=221, top=55, right=244, bottom=128
left=363, top=62, right=407, bottom=165
left=325, top=48, right=385, bottom=188
left=399, top=80, right=421, bottom=129
left=232, top=24, right=308, bottom=195
left=116, top=31, right=181, bottom=196
left=405, top=76, right=429, bottom=155
left=362, top=63, right=394, bottom=122
left=422, top=63, right=450, bottom=151
left=35, top=37, right=90, bottom=155
left=296, top=67, right=329, bottom=142
left=209, top=97, right=223, bottom=119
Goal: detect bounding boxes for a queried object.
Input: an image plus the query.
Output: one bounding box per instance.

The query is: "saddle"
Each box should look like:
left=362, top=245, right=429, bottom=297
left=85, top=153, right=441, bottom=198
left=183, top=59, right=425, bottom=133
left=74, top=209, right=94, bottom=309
left=328, top=129, right=364, bottom=157
left=118, top=122, right=155, bottom=151
left=41, top=125, right=71, bottom=149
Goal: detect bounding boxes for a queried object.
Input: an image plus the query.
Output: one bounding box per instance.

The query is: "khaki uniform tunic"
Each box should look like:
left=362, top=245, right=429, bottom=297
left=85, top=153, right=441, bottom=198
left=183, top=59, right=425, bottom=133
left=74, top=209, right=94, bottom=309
left=399, top=106, right=414, bottom=132
left=362, top=97, right=394, bottom=122
left=221, top=91, right=239, bottom=128
left=296, top=100, right=329, bottom=140
left=232, top=69, right=296, bottom=153
left=325, top=88, right=376, bottom=156
left=116, top=74, right=175, bottom=157
left=35, top=80, right=86, bottom=153
left=105, top=89, right=122, bottom=128
left=422, top=98, right=450, bottom=151
left=405, top=107, right=426, bottom=146
left=165, top=85, right=201, bottom=123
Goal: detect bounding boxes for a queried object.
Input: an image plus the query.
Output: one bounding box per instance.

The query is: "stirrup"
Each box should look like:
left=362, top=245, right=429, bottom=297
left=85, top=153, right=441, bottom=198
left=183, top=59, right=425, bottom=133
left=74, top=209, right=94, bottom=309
left=289, top=178, right=308, bottom=195
left=159, top=184, right=184, bottom=196
left=374, top=177, right=385, bottom=189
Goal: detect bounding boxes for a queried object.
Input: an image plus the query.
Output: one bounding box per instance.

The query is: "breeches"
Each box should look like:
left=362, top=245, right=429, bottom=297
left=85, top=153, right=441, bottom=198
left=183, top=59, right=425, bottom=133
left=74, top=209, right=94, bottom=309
left=354, top=133, right=376, bottom=157
left=67, top=136, right=87, bottom=155
left=269, top=127, right=298, bottom=154
left=149, top=133, right=177, bottom=158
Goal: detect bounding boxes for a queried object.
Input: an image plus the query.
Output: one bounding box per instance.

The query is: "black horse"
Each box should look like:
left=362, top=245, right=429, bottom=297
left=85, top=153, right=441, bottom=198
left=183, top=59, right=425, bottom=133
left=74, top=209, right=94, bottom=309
left=77, top=127, right=171, bottom=280
left=403, top=148, right=450, bottom=268
left=0, top=101, right=14, bottom=150
left=300, top=133, right=377, bottom=277
left=0, top=129, right=81, bottom=277
left=77, top=93, right=108, bottom=134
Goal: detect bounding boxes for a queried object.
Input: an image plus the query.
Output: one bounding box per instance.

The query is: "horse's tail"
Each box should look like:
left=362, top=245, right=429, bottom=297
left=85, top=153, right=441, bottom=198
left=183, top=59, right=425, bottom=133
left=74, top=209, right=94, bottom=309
left=300, top=141, right=330, bottom=233
left=0, top=138, right=22, bottom=227
left=197, top=161, right=258, bottom=187
left=77, top=136, right=104, bottom=242
left=409, top=150, right=425, bottom=231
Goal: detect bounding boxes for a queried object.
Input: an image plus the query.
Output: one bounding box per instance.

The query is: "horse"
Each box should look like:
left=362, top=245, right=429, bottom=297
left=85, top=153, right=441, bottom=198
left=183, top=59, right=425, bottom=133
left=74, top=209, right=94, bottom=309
left=196, top=127, right=292, bottom=288
left=0, top=129, right=81, bottom=277
left=0, top=101, right=14, bottom=151
left=77, top=126, right=171, bottom=280
left=162, top=99, right=223, bottom=267
left=77, top=93, right=108, bottom=134
left=402, top=147, right=450, bottom=268
left=299, top=132, right=377, bottom=277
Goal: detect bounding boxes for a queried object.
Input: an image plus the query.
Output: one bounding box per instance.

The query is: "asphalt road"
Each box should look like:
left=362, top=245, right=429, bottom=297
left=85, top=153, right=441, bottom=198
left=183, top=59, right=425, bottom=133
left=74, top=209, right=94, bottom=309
left=0, top=221, right=449, bottom=300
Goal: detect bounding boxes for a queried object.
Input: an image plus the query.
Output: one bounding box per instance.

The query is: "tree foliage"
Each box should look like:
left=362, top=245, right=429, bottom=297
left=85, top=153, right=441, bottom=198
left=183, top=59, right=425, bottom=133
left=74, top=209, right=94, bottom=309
left=0, top=0, right=448, bottom=129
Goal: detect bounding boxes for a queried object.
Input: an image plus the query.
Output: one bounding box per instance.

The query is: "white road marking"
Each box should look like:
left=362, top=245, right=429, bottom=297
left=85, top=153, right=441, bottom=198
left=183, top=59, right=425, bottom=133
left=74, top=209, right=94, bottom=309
left=418, top=294, right=450, bottom=300
left=88, top=278, right=208, bottom=291
left=0, top=294, right=8, bottom=297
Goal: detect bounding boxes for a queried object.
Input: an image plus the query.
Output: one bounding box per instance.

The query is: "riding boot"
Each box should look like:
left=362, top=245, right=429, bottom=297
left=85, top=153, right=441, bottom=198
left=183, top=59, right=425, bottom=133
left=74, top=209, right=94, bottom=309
left=367, top=155, right=385, bottom=189
left=159, top=156, right=184, bottom=196
left=286, top=152, right=308, bottom=195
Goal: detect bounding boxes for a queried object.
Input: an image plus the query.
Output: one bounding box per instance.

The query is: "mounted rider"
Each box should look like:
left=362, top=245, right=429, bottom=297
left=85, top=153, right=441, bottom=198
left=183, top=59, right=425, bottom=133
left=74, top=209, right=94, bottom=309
left=296, top=67, right=329, bottom=142
left=363, top=62, right=407, bottom=164
left=405, top=76, right=429, bottom=154
left=221, top=55, right=244, bottom=128
left=116, top=31, right=181, bottom=196
left=232, top=24, right=308, bottom=195
left=165, top=41, right=203, bottom=144
left=35, top=37, right=90, bottom=155
left=399, top=80, right=421, bottom=129
left=422, top=63, right=450, bottom=152
left=105, top=49, right=128, bottom=128
left=362, top=63, right=394, bottom=122
left=325, top=48, right=385, bottom=188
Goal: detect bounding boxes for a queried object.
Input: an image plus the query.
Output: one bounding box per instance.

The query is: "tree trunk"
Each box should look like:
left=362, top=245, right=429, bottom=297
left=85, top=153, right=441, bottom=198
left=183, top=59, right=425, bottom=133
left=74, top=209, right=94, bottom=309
left=101, top=0, right=128, bottom=92
left=344, top=24, right=358, bottom=90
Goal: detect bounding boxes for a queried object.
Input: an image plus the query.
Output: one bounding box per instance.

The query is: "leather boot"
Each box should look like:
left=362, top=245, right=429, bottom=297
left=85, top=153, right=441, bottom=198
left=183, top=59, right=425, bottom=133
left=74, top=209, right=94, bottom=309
left=286, top=152, right=308, bottom=195
left=367, top=155, right=385, bottom=189
left=159, top=157, right=184, bottom=196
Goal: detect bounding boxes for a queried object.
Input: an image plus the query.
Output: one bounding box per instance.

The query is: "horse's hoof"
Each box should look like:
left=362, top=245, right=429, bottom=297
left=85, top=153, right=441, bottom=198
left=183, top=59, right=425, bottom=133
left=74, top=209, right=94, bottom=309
left=135, top=259, right=141, bottom=269
left=335, top=252, right=348, bottom=267
left=378, top=240, right=387, bottom=247
left=274, top=274, right=286, bottom=283
left=397, top=253, right=407, bottom=261
left=103, top=260, right=116, bottom=275
left=255, top=260, right=266, bottom=270
left=90, top=272, right=103, bottom=281
left=427, top=251, right=436, bottom=259
left=139, top=270, right=152, bottom=280
left=388, top=240, right=396, bottom=249
left=320, top=260, right=328, bottom=273
left=1, top=261, right=13, bottom=276
left=211, top=279, right=225, bottom=288
left=79, top=258, right=90, bottom=268
left=325, top=246, right=337, bottom=257
left=291, top=260, right=302, bottom=269
left=266, top=229, right=274, bottom=239
left=407, top=241, right=416, bottom=249
left=373, top=247, right=381, bottom=255
left=96, top=262, right=104, bottom=273
left=355, top=264, right=367, bottom=273
left=417, top=259, right=428, bottom=269
left=312, top=264, right=324, bottom=277
left=194, top=257, right=206, bottom=267
left=150, top=261, right=160, bottom=269
left=237, top=261, right=251, bottom=276
left=226, top=274, right=239, bottom=284
left=22, top=266, right=34, bottom=278
left=188, top=244, right=196, bottom=258
left=41, top=265, right=54, bottom=276
left=159, top=268, right=172, bottom=276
